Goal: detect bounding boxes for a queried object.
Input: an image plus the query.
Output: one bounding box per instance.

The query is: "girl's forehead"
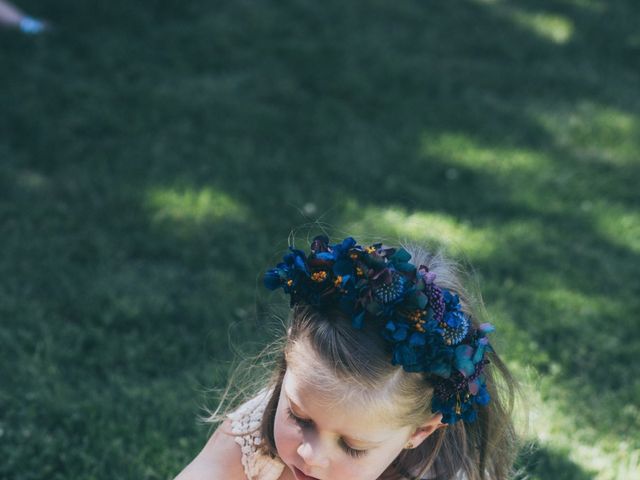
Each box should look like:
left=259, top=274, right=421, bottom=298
left=282, top=368, right=408, bottom=444
left=285, top=339, right=399, bottom=417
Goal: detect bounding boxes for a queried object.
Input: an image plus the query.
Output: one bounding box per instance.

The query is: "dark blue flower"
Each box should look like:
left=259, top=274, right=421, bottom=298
left=462, top=405, right=477, bottom=423
left=310, top=235, right=330, bottom=253
left=280, top=248, right=310, bottom=278
left=475, top=384, right=490, bottom=406
left=351, top=310, right=366, bottom=329
left=443, top=289, right=461, bottom=311
left=431, top=396, right=457, bottom=425
left=430, top=361, right=452, bottom=378
left=392, top=344, right=420, bottom=370
left=387, top=320, right=409, bottom=341
left=335, top=237, right=357, bottom=256
left=445, top=310, right=463, bottom=328
left=333, top=259, right=355, bottom=276
left=409, top=332, right=426, bottom=347
left=263, top=269, right=284, bottom=290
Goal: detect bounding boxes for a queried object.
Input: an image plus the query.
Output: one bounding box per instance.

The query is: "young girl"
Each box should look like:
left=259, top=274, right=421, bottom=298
left=175, top=235, right=518, bottom=480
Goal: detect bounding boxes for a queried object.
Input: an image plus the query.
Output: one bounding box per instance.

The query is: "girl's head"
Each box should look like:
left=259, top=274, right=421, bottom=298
left=267, top=305, right=446, bottom=480
left=255, top=238, right=518, bottom=480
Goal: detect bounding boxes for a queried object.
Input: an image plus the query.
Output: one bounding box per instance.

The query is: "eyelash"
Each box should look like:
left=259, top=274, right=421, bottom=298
left=286, top=408, right=368, bottom=458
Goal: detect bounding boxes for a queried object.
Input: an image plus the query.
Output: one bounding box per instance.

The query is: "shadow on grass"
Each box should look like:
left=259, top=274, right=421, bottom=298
left=1, top=0, right=639, bottom=478
left=515, top=440, right=596, bottom=480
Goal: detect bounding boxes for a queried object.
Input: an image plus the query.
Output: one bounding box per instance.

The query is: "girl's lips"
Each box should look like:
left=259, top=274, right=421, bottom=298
left=293, top=466, right=320, bottom=480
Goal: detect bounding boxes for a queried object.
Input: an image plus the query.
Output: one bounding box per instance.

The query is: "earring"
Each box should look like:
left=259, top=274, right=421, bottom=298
left=405, top=441, right=414, bottom=449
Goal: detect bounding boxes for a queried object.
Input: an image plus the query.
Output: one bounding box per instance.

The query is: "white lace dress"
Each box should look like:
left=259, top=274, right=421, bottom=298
left=227, top=389, right=286, bottom=480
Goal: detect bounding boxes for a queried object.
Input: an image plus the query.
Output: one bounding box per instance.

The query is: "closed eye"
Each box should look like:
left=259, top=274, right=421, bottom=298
left=339, top=439, right=368, bottom=458
left=287, top=407, right=313, bottom=427
left=286, top=408, right=369, bottom=459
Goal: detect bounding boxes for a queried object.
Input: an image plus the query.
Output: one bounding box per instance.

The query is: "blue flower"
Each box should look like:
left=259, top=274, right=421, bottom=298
left=443, top=290, right=461, bottom=311
left=334, top=237, right=357, bottom=257
left=462, top=405, right=477, bottom=423
left=385, top=320, right=409, bottom=341
left=351, top=310, right=366, bottom=329
left=409, top=332, right=426, bottom=347
left=431, top=396, right=458, bottom=425
left=310, top=235, right=330, bottom=253
left=284, top=248, right=309, bottom=274
left=445, top=310, right=464, bottom=328
left=263, top=268, right=284, bottom=290
left=475, top=384, right=490, bottom=406
left=430, top=361, right=452, bottom=378
left=392, top=344, right=420, bottom=371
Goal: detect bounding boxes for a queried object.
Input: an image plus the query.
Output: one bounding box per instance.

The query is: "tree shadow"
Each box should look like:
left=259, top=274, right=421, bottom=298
left=515, top=440, right=596, bottom=480
left=2, top=0, right=639, bottom=476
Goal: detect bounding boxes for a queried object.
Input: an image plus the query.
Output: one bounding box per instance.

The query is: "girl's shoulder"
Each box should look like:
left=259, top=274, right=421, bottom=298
left=174, top=389, right=286, bottom=480
left=173, top=418, right=245, bottom=480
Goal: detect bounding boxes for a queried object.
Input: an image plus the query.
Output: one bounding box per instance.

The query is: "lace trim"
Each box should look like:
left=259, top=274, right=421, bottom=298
left=227, top=389, right=285, bottom=480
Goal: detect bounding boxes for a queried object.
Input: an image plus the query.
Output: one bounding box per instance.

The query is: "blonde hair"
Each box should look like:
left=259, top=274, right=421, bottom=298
left=208, top=243, right=520, bottom=480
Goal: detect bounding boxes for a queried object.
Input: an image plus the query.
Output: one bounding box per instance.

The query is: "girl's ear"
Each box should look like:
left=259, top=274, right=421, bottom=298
left=405, top=413, right=446, bottom=449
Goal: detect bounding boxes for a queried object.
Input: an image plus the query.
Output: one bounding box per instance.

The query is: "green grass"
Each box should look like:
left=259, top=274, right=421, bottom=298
left=1, top=0, right=638, bottom=478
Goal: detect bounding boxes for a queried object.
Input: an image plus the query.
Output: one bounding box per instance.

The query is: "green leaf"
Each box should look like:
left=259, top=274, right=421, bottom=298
left=416, top=292, right=428, bottom=309
left=390, top=248, right=411, bottom=263
left=394, top=261, right=416, bottom=273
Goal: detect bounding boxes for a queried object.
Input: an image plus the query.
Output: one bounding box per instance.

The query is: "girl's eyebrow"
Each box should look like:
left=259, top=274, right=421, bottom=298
left=284, top=391, right=384, bottom=447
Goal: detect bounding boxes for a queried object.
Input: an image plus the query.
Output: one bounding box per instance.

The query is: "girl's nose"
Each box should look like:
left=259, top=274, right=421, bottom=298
left=297, top=438, right=330, bottom=469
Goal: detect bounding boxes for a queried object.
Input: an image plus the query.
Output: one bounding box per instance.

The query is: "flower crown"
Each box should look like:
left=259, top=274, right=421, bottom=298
left=263, top=235, right=494, bottom=424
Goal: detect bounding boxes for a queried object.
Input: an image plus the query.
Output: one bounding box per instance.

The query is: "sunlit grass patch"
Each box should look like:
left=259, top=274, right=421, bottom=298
left=592, top=202, right=640, bottom=254
left=340, top=200, right=497, bottom=260
left=145, top=186, right=249, bottom=226
left=537, top=284, right=613, bottom=317
left=339, top=201, right=560, bottom=271
left=14, top=169, right=50, bottom=192
left=517, top=372, right=640, bottom=479
left=530, top=101, right=640, bottom=165
left=509, top=10, right=575, bottom=44
left=420, top=132, right=551, bottom=175
left=473, top=1, right=575, bottom=44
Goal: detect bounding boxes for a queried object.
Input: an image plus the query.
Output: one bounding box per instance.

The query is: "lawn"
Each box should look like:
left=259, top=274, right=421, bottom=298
left=1, top=0, right=638, bottom=479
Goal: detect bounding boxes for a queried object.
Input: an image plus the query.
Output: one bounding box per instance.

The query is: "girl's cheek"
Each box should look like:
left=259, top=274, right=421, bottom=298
left=274, top=410, right=300, bottom=458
